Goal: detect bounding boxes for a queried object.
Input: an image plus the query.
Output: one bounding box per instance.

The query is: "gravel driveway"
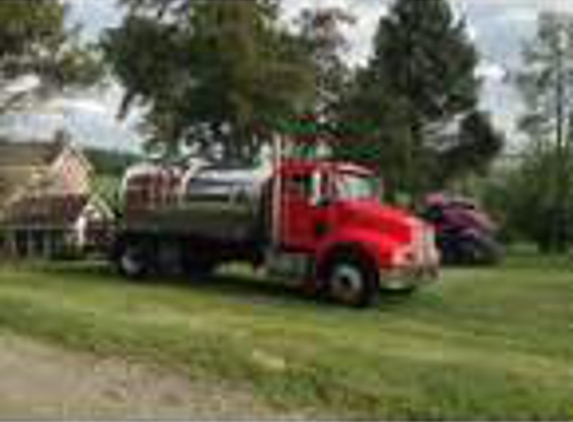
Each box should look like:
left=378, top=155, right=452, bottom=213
left=0, top=333, right=273, bottom=419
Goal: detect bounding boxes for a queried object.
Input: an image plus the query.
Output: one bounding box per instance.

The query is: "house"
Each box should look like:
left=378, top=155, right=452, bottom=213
left=0, top=135, right=114, bottom=258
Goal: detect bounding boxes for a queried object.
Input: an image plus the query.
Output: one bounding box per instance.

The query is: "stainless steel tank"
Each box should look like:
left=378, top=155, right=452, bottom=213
left=120, top=161, right=271, bottom=243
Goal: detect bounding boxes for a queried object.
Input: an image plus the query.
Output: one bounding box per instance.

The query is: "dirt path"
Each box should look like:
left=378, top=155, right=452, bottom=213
left=0, top=333, right=275, bottom=419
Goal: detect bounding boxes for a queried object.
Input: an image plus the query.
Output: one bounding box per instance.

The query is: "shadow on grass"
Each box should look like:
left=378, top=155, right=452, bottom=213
left=35, top=259, right=327, bottom=307
left=29, top=259, right=422, bottom=311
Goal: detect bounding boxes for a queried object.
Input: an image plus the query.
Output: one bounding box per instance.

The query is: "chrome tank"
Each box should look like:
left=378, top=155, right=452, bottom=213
left=120, top=161, right=272, bottom=242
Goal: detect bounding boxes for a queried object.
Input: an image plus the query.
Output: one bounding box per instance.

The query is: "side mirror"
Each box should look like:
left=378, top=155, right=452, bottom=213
left=309, top=171, right=330, bottom=207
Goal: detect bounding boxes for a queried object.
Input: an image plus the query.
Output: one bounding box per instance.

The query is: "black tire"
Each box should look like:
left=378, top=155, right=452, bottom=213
left=459, top=235, right=503, bottom=266
left=323, top=251, right=379, bottom=307
left=380, top=284, right=417, bottom=297
left=114, top=238, right=151, bottom=279
left=179, top=241, right=216, bottom=280
left=473, top=236, right=503, bottom=265
left=181, top=259, right=216, bottom=279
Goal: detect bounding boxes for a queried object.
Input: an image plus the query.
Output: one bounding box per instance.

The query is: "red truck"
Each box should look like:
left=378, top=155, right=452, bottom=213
left=111, top=154, right=439, bottom=307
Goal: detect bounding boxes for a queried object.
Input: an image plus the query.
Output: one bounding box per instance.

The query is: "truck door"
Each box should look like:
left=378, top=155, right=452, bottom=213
left=279, top=170, right=324, bottom=251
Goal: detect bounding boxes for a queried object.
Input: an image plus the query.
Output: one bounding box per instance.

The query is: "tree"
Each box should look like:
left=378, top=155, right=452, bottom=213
left=515, top=12, right=573, bottom=252
left=515, top=13, right=573, bottom=146
left=336, top=0, right=502, bottom=199
left=298, top=7, right=354, bottom=115
left=0, top=0, right=100, bottom=114
left=482, top=149, right=573, bottom=251
left=436, top=111, right=504, bottom=186
left=333, top=69, right=412, bottom=200
left=104, top=0, right=315, bottom=163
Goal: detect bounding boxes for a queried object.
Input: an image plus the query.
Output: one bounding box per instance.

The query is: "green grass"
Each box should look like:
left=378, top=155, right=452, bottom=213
left=0, top=254, right=570, bottom=419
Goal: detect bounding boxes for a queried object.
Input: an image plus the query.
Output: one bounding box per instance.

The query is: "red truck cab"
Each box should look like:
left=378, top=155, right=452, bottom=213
left=271, top=159, right=439, bottom=306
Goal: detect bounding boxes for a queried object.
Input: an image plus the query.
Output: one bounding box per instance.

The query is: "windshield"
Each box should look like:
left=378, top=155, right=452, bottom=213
left=337, top=173, right=380, bottom=201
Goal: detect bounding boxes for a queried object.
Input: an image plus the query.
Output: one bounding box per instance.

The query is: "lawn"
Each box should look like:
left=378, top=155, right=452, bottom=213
left=0, top=253, right=570, bottom=419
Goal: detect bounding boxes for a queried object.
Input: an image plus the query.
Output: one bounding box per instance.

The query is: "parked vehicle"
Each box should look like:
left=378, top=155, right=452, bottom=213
left=110, top=154, right=439, bottom=307
left=421, top=193, right=502, bottom=266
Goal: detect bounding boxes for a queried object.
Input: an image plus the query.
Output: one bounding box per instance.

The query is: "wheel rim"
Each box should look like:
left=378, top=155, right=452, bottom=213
left=330, top=264, right=364, bottom=303
left=384, top=278, right=409, bottom=291
left=120, top=249, right=142, bottom=276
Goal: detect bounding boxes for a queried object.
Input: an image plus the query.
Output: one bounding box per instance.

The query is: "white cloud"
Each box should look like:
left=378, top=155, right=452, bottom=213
left=65, top=0, right=123, bottom=39
left=466, top=24, right=479, bottom=42
left=474, top=0, right=573, bottom=27
left=0, top=82, right=142, bottom=152
left=0, top=109, right=141, bottom=152
left=476, top=62, right=507, bottom=84
left=347, top=1, right=388, bottom=65
left=495, top=7, right=538, bottom=26
left=455, top=0, right=573, bottom=12
left=518, top=0, right=573, bottom=14
left=281, top=0, right=389, bottom=65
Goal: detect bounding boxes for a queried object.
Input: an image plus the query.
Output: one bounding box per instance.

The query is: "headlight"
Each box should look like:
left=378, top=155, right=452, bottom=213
left=424, top=226, right=436, bottom=248
left=421, top=226, right=440, bottom=264
left=391, top=246, right=414, bottom=267
left=410, top=223, right=439, bottom=265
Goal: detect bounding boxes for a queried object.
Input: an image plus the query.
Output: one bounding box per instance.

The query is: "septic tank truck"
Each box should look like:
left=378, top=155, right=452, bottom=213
left=111, top=142, right=439, bottom=307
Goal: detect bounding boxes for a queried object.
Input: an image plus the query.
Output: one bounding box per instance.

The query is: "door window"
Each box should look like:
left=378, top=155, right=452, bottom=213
left=336, top=173, right=379, bottom=201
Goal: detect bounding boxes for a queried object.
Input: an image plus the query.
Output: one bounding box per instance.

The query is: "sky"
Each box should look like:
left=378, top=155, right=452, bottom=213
left=1, top=0, right=571, bottom=152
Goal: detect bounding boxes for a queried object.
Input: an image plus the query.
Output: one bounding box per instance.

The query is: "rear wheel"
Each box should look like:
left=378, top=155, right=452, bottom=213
left=115, top=240, right=151, bottom=279
left=181, top=259, right=216, bottom=279
left=323, top=252, right=379, bottom=307
left=179, top=240, right=217, bottom=280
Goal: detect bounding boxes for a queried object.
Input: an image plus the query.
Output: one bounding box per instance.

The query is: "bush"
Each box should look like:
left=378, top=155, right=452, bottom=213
left=482, top=148, right=573, bottom=252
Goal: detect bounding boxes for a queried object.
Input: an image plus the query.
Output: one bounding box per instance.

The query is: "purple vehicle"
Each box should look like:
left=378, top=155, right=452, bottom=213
left=422, top=194, right=502, bottom=265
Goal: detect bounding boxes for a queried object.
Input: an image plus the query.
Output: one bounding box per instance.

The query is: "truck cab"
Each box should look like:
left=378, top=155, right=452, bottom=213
left=270, top=159, right=439, bottom=306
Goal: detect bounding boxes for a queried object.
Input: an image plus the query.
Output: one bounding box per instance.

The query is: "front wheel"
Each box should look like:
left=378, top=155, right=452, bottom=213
left=323, top=253, right=379, bottom=307
left=380, top=283, right=417, bottom=297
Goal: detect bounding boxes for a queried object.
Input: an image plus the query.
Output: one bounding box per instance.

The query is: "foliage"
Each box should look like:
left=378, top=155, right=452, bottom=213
left=515, top=12, right=573, bottom=143
left=85, top=147, right=139, bottom=176
left=103, top=0, right=315, bottom=163
left=85, top=147, right=139, bottom=210
left=0, top=257, right=570, bottom=418
left=333, top=71, right=412, bottom=200
left=92, top=173, right=122, bottom=211
left=0, top=0, right=101, bottom=113
left=105, top=0, right=504, bottom=195
left=513, top=11, right=573, bottom=252
left=297, top=7, right=355, bottom=114
left=334, top=0, right=502, bottom=199
left=437, top=111, right=505, bottom=186
left=373, top=0, right=478, bottom=122
left=482, top=149, right=573, bottom=251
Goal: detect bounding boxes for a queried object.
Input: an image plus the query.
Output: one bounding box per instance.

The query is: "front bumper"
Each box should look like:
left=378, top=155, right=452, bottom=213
left=380, top=219, right=441, bottom=290
left=381, top=263, right=439, bottom=290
